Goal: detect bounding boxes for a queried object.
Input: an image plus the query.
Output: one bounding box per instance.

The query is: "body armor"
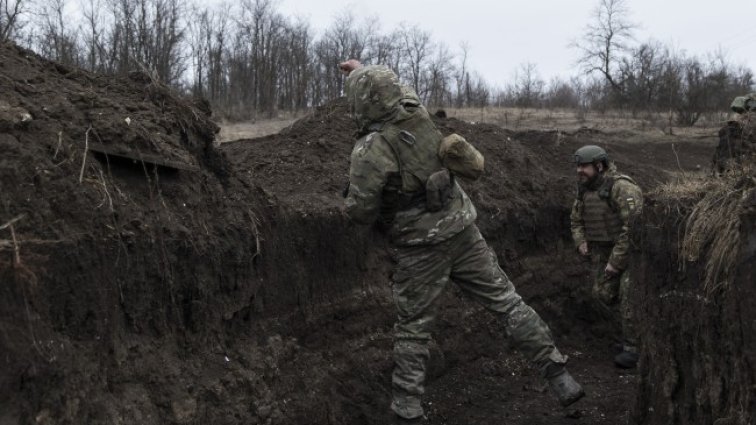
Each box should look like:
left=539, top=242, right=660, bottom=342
left=579, top=175, right=635, bottom=242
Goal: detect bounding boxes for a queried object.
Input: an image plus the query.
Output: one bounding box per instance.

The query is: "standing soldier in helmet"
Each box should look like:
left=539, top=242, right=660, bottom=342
left=339, top=58, right=584, bottom=423
left=570, top=145, right=643, bottom=369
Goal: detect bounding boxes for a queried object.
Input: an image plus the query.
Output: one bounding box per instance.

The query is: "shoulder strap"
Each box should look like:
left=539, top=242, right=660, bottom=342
left=613, top=174, right=638, bottom=185
left=602, top=174, right=637, bottom=211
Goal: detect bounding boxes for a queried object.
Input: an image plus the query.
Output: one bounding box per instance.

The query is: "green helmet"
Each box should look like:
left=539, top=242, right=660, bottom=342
left=730, top=93, right=756, bottom=114
left=574, top=145, right=608, bottom=165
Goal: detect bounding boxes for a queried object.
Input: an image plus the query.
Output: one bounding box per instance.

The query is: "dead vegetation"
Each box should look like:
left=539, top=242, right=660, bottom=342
left=653, top=162, right=755, bottom=294
left=217, top=107, right=727, bottom=144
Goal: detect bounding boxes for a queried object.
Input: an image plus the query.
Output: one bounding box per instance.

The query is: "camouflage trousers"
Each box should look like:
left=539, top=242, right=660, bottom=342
left=388, top=224, right=566, bottom=419
left=589, top=243, right=637, bottom=350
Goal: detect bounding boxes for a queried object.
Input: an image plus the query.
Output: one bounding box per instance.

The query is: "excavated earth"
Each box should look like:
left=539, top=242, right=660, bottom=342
left=0, top=40, right=732, bottom=425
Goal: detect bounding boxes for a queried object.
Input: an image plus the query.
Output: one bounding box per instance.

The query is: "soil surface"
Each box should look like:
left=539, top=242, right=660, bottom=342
left=0, top=41, right=722, bottom=425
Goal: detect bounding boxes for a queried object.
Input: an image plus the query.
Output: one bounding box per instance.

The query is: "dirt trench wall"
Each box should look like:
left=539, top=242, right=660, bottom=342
left=250, top=204, right=387, bottom=313
left=633, top=193, right=756, bottom=425
left=0, top=43, right=275, bottom=423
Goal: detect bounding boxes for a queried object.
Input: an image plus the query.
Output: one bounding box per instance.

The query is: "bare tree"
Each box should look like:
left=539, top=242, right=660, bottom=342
left=513, top=62, right=545, bottom=107
left=454, top=41, right=470, bottom=108
left=188, top=5, right=231, bottom=100
left=398, top=24, right=431, bottom=97
left=81, top=0, right=106, bottom=72
left=426, top=42, right=454, bottom=107
left=544, top=77, right=580, bottom=109
left=312, top=10, right=372, bottom=104
left=573, top=0, right=635, bottom=94
left=0, top=0, right=26, bottom=41
left=35, top=0, right=79, bottom=65
left=368, top=30, right=402, bottom=73
left=617, top=40, right=669, bottom=113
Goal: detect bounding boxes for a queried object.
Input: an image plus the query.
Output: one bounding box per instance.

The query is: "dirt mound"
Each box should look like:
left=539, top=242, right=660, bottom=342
left=0, top=42, right=265, bottom=423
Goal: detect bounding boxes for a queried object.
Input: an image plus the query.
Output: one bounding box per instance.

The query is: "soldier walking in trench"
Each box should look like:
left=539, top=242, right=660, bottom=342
left=338, top=59, right=585, bottom=422
left=570, top=145, right=643, bottom=369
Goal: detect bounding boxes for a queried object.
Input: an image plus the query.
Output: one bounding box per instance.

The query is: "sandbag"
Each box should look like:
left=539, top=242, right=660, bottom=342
left=439, top=133, right=484, bottom=181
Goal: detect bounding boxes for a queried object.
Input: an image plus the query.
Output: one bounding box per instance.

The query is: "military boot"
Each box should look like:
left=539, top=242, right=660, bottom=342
left=544, top=363, right=585, bottom=407
left=614, top=348, right=639, bottom=369
left=390, top=396, right=424, bottom=422
left=392, top=415, right=424, bottom=425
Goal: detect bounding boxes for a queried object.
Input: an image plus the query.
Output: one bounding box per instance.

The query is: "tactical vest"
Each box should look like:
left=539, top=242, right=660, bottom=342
left=378, top=103, right=446, bottom=202
left=579, top=175, right=635, bottom=242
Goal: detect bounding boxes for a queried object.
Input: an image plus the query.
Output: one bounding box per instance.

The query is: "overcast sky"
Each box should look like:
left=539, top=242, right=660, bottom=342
left=276, top=0, right=756, bottom=89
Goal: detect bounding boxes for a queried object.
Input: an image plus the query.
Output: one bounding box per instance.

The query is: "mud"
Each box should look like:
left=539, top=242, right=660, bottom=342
left=0, top=40, right=731, bottom=425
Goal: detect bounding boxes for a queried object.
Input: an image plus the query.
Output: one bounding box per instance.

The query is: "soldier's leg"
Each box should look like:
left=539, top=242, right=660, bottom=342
left=389, top=242, right=451, bottom=419
left=614, top=269, right=639, bottom=368
left=590, top=248, right=621, bottom=321
left=448, top=226, right=564, bottom=366
left=448, top=225, right=584, bottom=405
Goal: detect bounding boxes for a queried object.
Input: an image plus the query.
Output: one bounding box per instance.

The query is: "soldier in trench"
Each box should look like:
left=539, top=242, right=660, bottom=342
left=569, top=145, right=643, bottom=369
left=338, top=59, right=585, bottom=423
left=713, top=93, right=756, bottom=172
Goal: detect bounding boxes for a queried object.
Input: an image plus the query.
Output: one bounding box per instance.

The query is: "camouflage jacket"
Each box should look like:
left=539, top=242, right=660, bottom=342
left=344, top=119, right=477, bottom=246
left=343, top=65, right=476, bottom=246
left=570, top=170, right=643, bottom=270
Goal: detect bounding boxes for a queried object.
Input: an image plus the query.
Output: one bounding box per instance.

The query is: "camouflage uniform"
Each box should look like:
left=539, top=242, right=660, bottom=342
left=344, top=65, right=569, bottom=419
left=714, top=95, right=756, bottom=172
left=570, top=167, right=643, bottom=351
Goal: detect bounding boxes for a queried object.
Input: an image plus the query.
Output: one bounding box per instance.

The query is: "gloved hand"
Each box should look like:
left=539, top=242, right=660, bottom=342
left=338, top=59, right=363, bottom=75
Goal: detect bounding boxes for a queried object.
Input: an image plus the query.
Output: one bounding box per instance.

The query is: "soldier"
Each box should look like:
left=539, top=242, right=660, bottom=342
left=339, top=59, right=584, bottom=423
left=714, top=94, right=756, bottom=172
left=569, top=145, right=643, bottom=369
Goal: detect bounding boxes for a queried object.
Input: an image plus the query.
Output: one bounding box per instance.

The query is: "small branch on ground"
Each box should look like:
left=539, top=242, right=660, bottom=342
left=671, top=143, right=687, bottom=180
left=79, top=125, right=92, bottom=184
left=9, top=224, right=21, bottom=266
left=53, top=130, right=63, bottom=159
left=0, top=214, right=26, bottom=231
left=0, top=239, right=66, bottom=250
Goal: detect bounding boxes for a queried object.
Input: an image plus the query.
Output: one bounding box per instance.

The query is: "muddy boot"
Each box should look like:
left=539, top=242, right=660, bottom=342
left=544, top=363, right=585, bottom=407
left=392, top=414, right=424, bottom=424
left=390, top=396, right=424, bottom=422
left=614, top=349, right=639, bottom=369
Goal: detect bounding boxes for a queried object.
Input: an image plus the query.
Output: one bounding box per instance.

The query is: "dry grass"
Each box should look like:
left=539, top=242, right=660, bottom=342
left=441, top=107, right=728, bottom=136
left=215, top=106, right=733, bottom=143
left=661, top=163, right=756, bottom=294
left=653, top=171, right=719, bottom=201
left=216, top=118, right=299, bottom=143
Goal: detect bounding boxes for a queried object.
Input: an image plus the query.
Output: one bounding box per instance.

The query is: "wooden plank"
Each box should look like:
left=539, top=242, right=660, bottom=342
left=88, top=142, right=200, bottom=172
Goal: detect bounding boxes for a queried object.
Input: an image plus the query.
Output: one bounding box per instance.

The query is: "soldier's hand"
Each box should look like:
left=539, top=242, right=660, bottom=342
left=338, top=59, right=363, bottom=75
left=605, top=262, right=620, bottom=276
left=578, top=241, right=589, bottom=256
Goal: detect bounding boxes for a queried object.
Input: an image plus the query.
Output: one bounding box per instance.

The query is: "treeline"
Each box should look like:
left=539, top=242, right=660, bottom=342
left=1, top=0, right=753, bottom=124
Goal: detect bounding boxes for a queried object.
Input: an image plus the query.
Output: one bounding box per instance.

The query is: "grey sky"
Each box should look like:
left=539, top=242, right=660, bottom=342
left=277, top=0, right=756, bottom=89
